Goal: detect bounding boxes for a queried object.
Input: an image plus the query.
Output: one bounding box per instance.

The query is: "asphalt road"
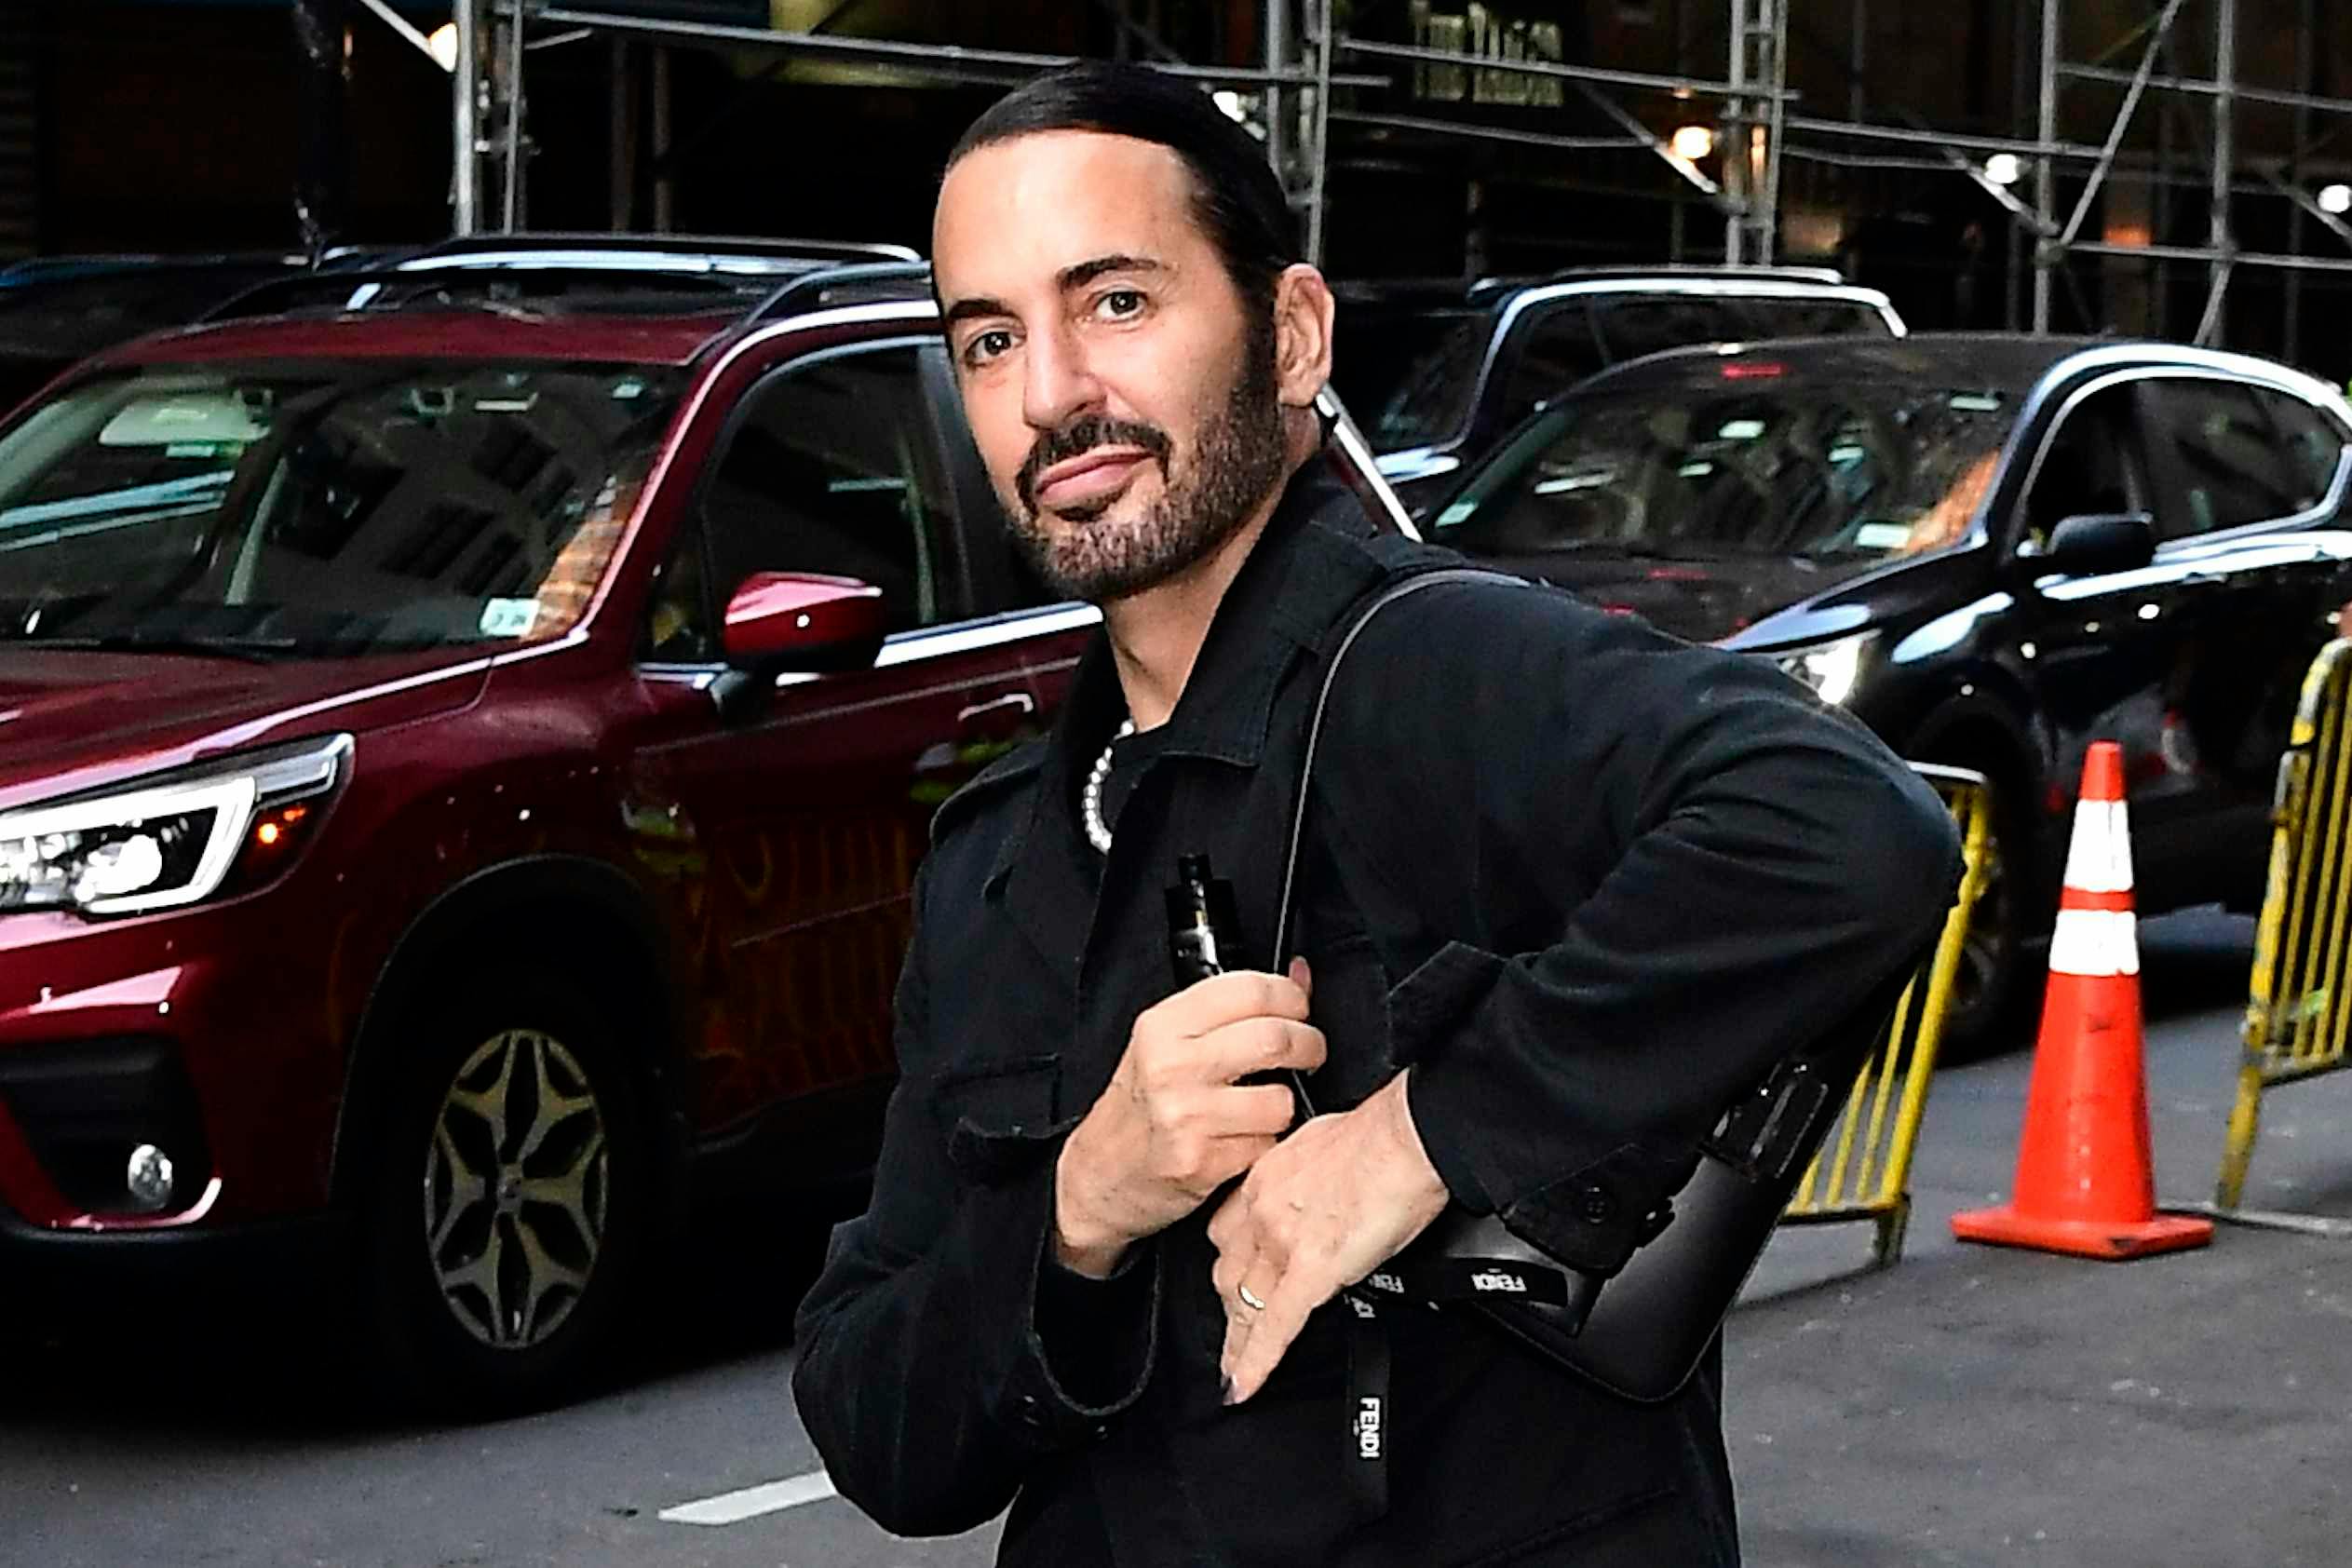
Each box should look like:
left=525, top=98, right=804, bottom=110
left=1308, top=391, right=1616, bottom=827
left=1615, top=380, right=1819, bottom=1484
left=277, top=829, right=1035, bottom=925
left=5, top=909, right=2346, bottom=1568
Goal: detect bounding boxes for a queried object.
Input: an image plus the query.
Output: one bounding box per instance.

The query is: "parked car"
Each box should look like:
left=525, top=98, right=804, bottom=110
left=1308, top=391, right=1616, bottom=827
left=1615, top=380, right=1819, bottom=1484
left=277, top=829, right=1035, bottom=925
left=1330, top=266, right=1907, bottom=518
left=0, top=250, right=389, bottom=413
left=1430, top=332, right=2352, bottom=1051
left=0, top=241, right=1405, bottom=1407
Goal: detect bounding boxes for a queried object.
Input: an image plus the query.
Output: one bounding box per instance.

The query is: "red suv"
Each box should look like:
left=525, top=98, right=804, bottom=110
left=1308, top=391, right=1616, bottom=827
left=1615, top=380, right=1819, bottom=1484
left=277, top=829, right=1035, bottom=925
left=0, top=241, right=1403, bottom=1404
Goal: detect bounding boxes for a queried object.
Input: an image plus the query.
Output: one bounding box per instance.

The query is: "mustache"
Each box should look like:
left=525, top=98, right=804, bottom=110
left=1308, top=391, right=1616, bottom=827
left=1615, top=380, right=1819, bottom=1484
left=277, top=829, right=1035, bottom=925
left=1015, top=414, right=1172, bottom=513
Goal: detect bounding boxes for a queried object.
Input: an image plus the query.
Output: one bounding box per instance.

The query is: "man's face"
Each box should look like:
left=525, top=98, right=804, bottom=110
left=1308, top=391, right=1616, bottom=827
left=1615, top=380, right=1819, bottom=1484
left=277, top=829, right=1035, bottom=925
left=932, top=130, right=1287, bottom=602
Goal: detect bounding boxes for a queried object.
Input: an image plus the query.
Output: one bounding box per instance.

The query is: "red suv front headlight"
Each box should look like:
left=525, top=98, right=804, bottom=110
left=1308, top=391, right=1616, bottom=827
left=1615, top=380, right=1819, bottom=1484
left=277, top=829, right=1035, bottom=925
left=0, top=733, right=351, bottom=916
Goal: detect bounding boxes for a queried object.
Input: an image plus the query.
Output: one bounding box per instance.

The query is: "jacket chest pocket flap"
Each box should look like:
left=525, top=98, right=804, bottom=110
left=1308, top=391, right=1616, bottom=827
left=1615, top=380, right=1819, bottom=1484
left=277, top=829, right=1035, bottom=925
left=935, top=1055, right=1071, bottom=1185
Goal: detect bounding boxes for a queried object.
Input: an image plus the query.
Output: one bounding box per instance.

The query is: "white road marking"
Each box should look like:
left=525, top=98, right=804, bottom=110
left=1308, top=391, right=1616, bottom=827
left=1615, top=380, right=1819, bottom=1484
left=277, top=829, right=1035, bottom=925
left=658, top=1468, right=839, bottom=1526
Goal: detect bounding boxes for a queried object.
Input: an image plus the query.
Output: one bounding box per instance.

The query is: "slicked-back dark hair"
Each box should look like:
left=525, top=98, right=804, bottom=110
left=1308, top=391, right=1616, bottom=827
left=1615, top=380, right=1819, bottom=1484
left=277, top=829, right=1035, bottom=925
left=946, top=61, right=1301, bottom=318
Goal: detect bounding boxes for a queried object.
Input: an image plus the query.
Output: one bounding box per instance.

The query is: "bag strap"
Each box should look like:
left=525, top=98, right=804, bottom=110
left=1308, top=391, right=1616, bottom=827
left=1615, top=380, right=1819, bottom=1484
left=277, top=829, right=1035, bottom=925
left=1274, top=565, right=1533, bottom=1526
left=1269, top=566, right=1529, bottom=975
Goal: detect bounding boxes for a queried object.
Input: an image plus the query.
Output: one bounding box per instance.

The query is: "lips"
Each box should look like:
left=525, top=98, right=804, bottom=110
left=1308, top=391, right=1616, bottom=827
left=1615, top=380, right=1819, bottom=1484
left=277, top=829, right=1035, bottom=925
left=1034, top=448, right=1153, bottom=511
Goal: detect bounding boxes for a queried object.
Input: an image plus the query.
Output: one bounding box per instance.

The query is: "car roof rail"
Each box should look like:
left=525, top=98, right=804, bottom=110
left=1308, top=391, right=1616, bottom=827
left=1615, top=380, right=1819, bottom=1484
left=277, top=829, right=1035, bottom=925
left=193, top=264, right=774, bottom=324
left=745, top=260, right=935, bottom=324
left=408, top=232, right=921, bottom=268
left=1537, top=263, right=1853, bottom=287
left=193, top=256, right=936, bottom=333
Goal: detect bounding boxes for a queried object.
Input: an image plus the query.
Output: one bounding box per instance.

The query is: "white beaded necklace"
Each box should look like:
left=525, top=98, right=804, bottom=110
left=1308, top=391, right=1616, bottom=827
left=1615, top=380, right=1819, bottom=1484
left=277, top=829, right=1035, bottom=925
left=1080, top=720, right=1137, bottom=855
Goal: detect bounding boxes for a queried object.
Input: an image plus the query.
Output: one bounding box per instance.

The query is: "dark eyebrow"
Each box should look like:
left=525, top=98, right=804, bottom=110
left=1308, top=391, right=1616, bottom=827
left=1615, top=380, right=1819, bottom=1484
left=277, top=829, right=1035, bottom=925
left=939, top=256, right=1169, bottom=334
left=1059, top=254, right=1167, bottom=291
left=940, top=294, right=1012, bottom=333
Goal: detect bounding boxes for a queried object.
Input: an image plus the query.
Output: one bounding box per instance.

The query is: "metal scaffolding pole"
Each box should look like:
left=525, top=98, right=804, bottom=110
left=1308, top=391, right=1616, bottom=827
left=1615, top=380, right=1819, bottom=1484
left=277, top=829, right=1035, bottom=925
left=452, top=0, right=482, bottom=235
left=533, top=7, right=1378, bottom=90
left=2285, top=0, right=2317, bottom=351
left=2197, top=0, right=2237, bottom=344
left=2033, top=0, right=2059, bottom=331
left=651, top=42, right=673, bottom=234
left=2056, top=0, right=2184, bottom=252
left=608, top=36, right=633, bottom=232
left=501, top=0, right=528, bottom=232
left=1304, top=0, right=1332, bottom=268
left=1264, top=0, right=1291, bottom=209
left=292, top=0, right=349, bottom=261
left=1725, top=0, right=1790, bottom=264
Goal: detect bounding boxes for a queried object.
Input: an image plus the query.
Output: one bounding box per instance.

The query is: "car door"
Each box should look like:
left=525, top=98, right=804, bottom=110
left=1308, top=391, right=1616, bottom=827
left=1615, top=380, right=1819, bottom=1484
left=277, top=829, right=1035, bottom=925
left=2127, top=374, right=2352, bottom=897
left=2002, top=372, right=2220, bottom=910
left=620, top=335, right=1051, bottom=1162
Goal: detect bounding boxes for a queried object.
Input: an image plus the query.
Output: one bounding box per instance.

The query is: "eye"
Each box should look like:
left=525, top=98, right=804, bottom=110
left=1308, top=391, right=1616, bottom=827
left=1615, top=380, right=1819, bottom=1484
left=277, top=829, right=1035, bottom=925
left=963, top=328, right=1015, bottom=369
left=1097, top=289, right=1146, bottom=320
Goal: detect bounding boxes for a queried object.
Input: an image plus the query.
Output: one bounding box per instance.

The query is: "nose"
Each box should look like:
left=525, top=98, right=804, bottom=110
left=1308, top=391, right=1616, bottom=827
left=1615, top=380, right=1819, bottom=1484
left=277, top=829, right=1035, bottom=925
left=1021, top=318, right=1104, bottom=435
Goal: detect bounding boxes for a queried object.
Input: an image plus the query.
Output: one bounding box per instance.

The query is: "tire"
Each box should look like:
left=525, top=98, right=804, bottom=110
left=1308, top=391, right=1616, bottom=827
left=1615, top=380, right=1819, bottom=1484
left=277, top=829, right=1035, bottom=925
left=358, top=968, right=655, bottom=1414
left=1933, top=764, right=2038, bottom=1061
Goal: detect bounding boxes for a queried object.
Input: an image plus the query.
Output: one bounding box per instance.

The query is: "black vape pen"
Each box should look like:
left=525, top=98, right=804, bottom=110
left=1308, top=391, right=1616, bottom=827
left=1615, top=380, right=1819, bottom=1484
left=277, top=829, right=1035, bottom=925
left=1168, top=855, right=1306, bottom=1110
left=1167, top=854, right=1242, bottom=985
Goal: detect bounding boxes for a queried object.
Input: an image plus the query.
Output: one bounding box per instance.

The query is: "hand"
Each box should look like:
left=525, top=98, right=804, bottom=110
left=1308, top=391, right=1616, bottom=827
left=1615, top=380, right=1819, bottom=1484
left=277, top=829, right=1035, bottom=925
left=1208, top=1071, right=1451, bottom=1404
left=1052, top=962, right=1326, bottom=1278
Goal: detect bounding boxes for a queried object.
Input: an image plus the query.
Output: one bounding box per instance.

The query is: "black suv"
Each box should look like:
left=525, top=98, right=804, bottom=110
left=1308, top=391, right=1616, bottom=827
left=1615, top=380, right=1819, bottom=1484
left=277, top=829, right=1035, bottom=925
left=1431, top=333, right=2352, bottom=1050
left=1331, top=267, right=1907, bottom=518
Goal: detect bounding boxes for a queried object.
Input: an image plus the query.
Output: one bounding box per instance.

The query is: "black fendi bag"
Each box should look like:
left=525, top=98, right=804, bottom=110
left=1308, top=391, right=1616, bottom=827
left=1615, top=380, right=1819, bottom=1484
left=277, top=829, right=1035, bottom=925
left=1273, top=569, right=1917, bottom=1404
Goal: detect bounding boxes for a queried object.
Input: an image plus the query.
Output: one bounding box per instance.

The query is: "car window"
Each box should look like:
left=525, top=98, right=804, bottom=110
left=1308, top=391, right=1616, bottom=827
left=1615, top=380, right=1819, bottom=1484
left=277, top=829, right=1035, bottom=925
left=1328, top=304, right=1492, bottom=451
left=1494, top=304, right=1604, bottom=432
left=1436, top=378, right=2015, bottom=563
left=2140, top=378, right=2309, bottom=540
left=921, top=354, right=1062, bottom=617
left=697, top=343, right=962, bottom=636
left=642, top=515, right=716, bottom=662
left=2250, top=386, right=2347, bottom=513
left=0, top=361, right=688, bottom=656
left=2023, top=384, right=2141, bottom=549
left=1590, top=298, right=1750, bottom=365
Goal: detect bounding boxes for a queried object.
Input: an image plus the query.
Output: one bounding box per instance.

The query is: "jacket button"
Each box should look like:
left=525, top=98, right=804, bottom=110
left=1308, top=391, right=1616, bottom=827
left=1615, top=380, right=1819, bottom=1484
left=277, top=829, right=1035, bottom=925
left=1577, top=1185, right=1615, bottom=1224
left=1017, top=1394, right=1048, bottom=1429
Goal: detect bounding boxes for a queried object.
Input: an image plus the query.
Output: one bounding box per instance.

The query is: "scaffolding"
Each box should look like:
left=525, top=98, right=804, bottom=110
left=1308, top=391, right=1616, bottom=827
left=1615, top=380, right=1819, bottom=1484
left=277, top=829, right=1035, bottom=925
left=371, top=2, right=2352, bottom=356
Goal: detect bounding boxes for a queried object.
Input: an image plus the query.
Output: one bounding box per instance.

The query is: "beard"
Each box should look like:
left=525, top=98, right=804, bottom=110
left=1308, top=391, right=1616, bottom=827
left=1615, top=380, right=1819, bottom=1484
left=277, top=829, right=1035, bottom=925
left=1003, top=316, right=1289, bottom=604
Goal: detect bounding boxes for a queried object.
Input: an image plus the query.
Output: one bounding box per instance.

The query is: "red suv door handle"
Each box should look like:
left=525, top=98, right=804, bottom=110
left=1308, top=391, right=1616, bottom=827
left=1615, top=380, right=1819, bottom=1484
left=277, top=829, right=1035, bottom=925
left=957, top=692, right=1035, bottom=726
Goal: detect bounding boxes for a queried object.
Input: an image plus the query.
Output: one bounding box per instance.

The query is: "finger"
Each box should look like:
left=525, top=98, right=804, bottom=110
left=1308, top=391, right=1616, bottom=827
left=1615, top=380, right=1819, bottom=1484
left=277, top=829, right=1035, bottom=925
left=1225, top=1264, right=1339, bottom=1405
left=1206, top=1082, right=1299, bottom=1140
left=1156, top=969, right=1311, bottom=1036
left=1186, top=1130, right=1277, bottom=1197
left=1195, top=1018, right=1327, bottom=1084
left=1208, top=1181, right=1270, bottom=1372
left=1222, top=1261, right=1282, bottom=1381
left=1206, top=1181, right=1258, bottom=1263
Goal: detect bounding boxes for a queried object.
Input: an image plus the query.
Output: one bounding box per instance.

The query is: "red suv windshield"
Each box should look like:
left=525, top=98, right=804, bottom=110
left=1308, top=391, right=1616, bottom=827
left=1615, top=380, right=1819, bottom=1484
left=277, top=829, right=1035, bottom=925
left=0, top=358, right=689, bottom=657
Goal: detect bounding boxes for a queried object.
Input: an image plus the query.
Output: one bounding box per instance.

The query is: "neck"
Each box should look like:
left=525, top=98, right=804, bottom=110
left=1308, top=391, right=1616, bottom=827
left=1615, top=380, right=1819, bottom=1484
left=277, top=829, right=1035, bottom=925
left=1101, top=414, right=1318, bottom=731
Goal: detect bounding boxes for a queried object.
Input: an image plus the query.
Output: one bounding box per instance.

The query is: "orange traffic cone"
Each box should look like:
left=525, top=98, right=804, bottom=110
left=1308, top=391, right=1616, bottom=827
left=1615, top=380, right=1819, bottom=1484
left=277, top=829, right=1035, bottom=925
left=1951, top=741, right=2214, bottom=1260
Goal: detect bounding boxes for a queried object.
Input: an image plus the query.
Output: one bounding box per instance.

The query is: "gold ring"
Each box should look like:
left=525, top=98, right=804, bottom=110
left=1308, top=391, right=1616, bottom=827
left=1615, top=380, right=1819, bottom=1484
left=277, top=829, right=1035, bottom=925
left=1237, top=1284, right=1268, bottom=1312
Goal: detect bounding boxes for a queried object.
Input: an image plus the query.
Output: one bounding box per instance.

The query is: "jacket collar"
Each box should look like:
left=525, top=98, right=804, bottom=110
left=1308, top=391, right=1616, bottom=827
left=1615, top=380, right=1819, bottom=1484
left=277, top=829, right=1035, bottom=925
left=986, top=451, right=1390, bottom=899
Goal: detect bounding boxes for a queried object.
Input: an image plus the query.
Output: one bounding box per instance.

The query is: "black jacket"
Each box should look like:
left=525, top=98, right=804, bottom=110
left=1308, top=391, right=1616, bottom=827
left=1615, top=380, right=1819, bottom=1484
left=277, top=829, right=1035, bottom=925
left=791, top=456, right=1962, bottom=1566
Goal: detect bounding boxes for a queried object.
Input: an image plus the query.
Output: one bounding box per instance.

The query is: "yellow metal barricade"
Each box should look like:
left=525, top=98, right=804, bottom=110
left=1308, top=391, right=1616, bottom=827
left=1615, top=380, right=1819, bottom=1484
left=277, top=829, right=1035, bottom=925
left=2215, top=639, right=2352, bottom=1222
left=1780, top=764, right=1994, bottom=1264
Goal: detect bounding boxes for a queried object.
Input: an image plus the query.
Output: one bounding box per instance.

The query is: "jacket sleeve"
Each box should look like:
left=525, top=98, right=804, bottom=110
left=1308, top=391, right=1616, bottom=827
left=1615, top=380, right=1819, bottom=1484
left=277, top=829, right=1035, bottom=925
left=1318, top=579, right=1964, bottom=1276
left=789, top=862, right=1159, bottom=1537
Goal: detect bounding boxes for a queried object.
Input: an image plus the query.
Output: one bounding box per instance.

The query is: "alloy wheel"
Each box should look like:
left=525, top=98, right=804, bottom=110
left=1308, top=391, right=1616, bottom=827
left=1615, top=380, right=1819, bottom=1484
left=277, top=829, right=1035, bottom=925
left=421, top=1027, right=610, bottom=1350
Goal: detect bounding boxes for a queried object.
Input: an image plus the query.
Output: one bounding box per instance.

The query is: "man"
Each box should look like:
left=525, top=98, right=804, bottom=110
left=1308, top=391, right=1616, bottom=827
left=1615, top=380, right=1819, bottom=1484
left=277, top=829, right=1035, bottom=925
left=792, top=62, right=1960, bottom=1565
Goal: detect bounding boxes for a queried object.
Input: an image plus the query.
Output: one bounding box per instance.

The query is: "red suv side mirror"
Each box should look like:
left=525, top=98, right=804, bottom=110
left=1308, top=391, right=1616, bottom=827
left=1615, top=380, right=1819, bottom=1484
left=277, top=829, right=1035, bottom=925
left=721, top=572, right=887, bottom=674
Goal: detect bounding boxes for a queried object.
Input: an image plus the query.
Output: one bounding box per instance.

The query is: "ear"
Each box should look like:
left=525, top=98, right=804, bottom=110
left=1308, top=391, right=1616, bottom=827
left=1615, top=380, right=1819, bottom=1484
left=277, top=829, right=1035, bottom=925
left=1270, top=264, right=1336, bottom=410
